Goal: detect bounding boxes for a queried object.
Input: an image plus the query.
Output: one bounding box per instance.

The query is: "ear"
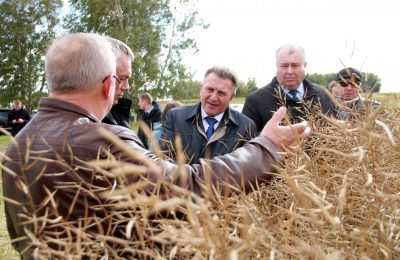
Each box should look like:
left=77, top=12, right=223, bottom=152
left=102, top=74, right=113, bottom=99
left=304, top=62, right=307, bottom=68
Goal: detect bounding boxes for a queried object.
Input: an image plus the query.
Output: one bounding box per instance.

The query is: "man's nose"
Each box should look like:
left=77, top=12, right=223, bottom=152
left=122, top=83, right=130, bottom=90
left=209, top=91, right=218, bottom=99
left=118, top=80, right=129, bottom=91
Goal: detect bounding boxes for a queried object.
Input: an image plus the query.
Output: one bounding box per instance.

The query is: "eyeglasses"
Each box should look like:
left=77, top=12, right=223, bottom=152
left=113, top=74, right=122, bottom=84
left=338, top=81, right=360, bottom=88
left=102, top=74, right=122, bottom=84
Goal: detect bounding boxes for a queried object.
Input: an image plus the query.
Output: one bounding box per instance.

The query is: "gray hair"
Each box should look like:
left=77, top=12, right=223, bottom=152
left=45, top=33, right=116, bottom=93
left=104, top=36, right=134, bottom=64
left=328, top=81, right=336, bottom=92
left=275, top=44, right=306, bottom=66
left=204, top=66, right=238, bottom=94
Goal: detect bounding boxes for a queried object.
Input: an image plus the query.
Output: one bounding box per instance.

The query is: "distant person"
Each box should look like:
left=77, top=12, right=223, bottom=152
left=242, top=44, right=335, bottom=132
left=102, top=37, right=134, bottom=129
left=2, top=32, right=311, bottom=258
left=335, top=67, right=380, bottom=120
left=7, top=99, right=30, bottom=136
left=328, top=80, right=342, bottom=99
left=148, top=100, right=182, bottom=153
left=161, top=66, right=257, bottom=164
left=137, top=93, right=162, bottom=149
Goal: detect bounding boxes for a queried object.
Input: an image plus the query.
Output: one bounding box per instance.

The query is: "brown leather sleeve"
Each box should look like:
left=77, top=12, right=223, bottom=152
left=183, top=136, right=283, bottom=195
left=112, top=128, right=283, bottom=196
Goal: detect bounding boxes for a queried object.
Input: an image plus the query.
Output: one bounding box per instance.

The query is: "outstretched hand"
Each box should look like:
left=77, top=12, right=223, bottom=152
left=260, top=107, right=311, bottom=150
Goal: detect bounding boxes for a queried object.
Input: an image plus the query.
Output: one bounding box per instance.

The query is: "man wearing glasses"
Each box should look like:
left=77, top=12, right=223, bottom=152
left=102, top=37, right=134, bottom=129
left=2, top=33, right=311, bottom=258
left=335, top=67, right=380, bottom=120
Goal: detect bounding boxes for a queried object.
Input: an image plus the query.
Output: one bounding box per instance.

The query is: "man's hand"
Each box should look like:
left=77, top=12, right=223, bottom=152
left=260, top=107, right=311, bottom=149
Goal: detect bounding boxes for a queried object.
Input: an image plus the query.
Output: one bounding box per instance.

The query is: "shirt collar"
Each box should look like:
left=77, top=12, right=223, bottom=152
left=281, top=83, right=305, bottom=96
left=200, top=106, right=224, bottom=128
left=200, top=106, right=224, bottom=121
left=145, top=105, right=153, bottom=114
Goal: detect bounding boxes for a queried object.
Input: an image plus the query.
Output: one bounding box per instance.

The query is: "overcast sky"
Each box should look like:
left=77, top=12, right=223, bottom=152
left=185, top=0, right=399, bottom=93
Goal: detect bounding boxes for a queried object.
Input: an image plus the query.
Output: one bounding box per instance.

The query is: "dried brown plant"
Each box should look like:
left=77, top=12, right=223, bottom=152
left=2, top=102, right=399, bottom=259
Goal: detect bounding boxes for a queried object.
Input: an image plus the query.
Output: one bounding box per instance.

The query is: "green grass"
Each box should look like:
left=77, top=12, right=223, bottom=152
left=130, top=121, right=139, bottom=132
left=0, top=184, right=19, bottom=259
left=369, top=92, right=400, bottom=108
left=0, top=135, right=19, bottom=259
left=0, top=135, right=11, bottom=152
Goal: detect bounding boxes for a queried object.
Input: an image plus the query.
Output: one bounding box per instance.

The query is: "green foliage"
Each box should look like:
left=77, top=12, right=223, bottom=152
left=169, top=79, right=200, bottom=100
left=0, top=0, right=62, bottom=111
left=306, top=72, right=382, bottom=92
left=64, top=0, right=208, bottom=103
left=306, top=72, right=336, bottom=89
left=168, top=76, right=257, bottom=100
left=362, top=72, right=381, bottom=92
left=236, top=77, right=258, bottom=97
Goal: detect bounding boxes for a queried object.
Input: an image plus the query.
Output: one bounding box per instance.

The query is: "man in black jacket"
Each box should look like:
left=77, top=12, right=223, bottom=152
left=137, top=93, right=162, bottom=149
left=161, top=66, right=257, bottom=164
left=242, top=44, right=335, bottom=132
left=7, top=99, right=30, bottom=136
left=102, top=37, right=134, bottom=129
left=2, top=33, right=312, bottom=258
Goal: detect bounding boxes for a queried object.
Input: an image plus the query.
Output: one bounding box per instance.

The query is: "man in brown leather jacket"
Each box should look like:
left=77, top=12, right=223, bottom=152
left=2, top=33, right=310, bottom=258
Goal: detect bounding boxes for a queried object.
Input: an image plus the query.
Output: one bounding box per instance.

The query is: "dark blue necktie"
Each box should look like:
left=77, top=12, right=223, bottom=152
left=289, top=89, right=300, bottom=103
left=205, top=117, right=218, bottom=139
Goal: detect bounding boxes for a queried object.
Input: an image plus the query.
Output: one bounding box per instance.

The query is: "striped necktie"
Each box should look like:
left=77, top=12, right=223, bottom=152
left=289, top=89, right=300, bottom=103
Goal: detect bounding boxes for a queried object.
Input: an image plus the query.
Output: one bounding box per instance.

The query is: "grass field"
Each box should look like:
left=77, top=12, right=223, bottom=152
left=0, top=135, right=19, bottom=259
left=0, top=93, right=400, bottom=259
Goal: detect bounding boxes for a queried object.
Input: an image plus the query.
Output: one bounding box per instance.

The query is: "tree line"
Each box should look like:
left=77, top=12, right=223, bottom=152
left=0, top=0, right=381, bottom=111
left=173, top=72, right=381, bottom=100
left=306, top=72, right=381, bottom=93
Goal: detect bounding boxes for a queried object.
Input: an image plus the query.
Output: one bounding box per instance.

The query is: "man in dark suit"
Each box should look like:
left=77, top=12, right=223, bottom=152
left=242, top=44, right=335, bottom=132
left=102, top=37, right=134, bottom=129
left=2, top=33, right=312, bottom=258
left=161, top=66, right=257, bottom=164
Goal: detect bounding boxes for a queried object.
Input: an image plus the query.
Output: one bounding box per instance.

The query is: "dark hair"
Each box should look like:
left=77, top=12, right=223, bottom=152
left=161, top=101, right=182, bottom=123
left=335, top=67, right=362, bottom=84
left=204, top=66, right=238, bottom=90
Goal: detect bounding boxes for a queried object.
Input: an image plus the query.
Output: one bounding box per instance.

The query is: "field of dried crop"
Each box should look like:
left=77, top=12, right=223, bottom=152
left=0, top=95, right=399, bottom=259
